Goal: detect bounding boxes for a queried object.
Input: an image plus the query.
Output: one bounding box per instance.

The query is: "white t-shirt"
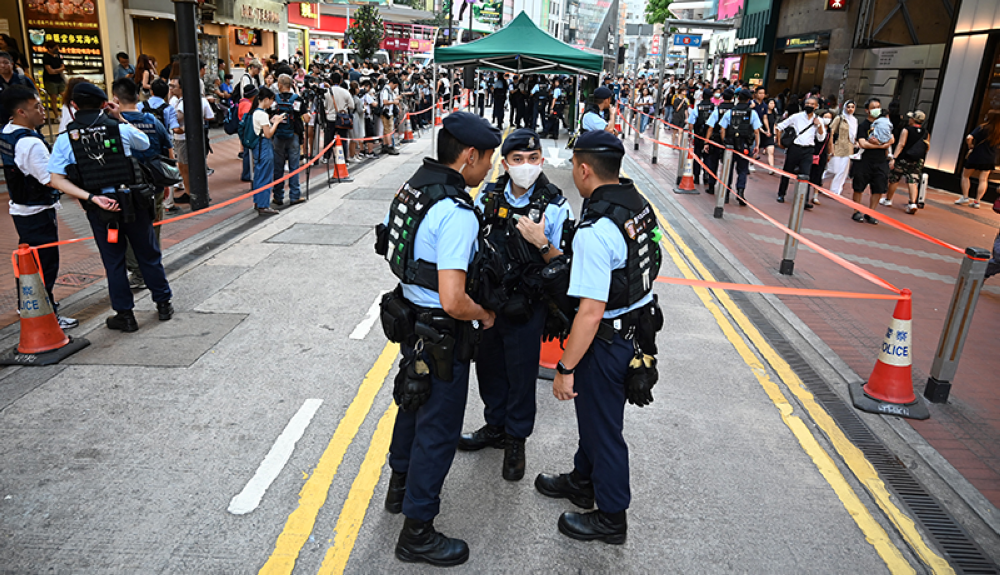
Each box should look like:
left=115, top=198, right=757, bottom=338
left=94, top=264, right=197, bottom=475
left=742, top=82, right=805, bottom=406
left=252, top=108, right=270, bottom=137
left=3, top=123, right=61, bottom=216
left=58, top=105, right=74, bottom=133
left=169, top=96, right=215, bottom=141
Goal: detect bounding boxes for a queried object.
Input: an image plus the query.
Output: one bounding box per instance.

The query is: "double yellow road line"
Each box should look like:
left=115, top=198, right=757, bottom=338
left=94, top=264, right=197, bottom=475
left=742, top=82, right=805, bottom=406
left=627, top=172, right=953, bottom=575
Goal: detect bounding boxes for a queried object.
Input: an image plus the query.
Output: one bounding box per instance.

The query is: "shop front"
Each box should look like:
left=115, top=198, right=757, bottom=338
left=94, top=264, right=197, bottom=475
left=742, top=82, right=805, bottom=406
left=19, top=0, right=108, bottom=94
left=925, top=0, right=1000, bottom=194
left=732, top=0, right=777, bottom=89
left=214, top=0, right=287, bottom=72
left=770, top=32, right=830, bottom=95
left=124, top=0, right=176, bottom=85
left=287, top=2, right=320, bottom=63
left=310, top=15, right=347, bottom=55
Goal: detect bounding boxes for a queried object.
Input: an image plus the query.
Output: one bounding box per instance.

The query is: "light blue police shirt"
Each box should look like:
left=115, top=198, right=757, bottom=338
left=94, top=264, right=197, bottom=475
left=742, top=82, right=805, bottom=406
left=568, top=217, right=654, bottom=319
left=552, top=88, right=563, bottom=100
left=582, top=110, right=608, bottom=132
left=719, top=108, right=763, bottom=130
left=142, top=96, right=180, bottom=132
left=474, top=178, right=574, bottom=249
left=686, top=107, right=699, bottom=126
left=48, top=118, right=150, bottom=196
left=383, top=198, right=480, bottom=309
left=706, top=108, right=725, bottom=128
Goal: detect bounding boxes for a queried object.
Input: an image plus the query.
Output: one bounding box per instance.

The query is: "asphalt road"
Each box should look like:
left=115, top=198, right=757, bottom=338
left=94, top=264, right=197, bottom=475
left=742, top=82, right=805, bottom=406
left=0, top=129, right=980, bottom=574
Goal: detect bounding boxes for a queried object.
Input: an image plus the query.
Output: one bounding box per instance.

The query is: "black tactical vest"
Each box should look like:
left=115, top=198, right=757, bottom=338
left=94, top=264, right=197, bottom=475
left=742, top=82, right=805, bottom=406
left=694, top=102, right=714, bottom=138
left=385, top=181, right=474, bottom=292
left=728, top=103, right=755, bottom=151
left=580, top=181, right=661, bottom=310
left=711, top=102, right=734, bottom=144
left=0, top=128, right=59, bottom=206
left=65, top=110, right=138, bottom=193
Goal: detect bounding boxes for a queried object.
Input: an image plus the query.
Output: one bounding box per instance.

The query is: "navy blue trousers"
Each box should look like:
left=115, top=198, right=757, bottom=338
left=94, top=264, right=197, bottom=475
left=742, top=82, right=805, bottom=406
left=703, top=146, right=721, bottom=189
left=573, top=332, right=633, bottom=514
left=474, top=303, right=546, bottom=439
left=86, top=204, right=172, bottom=311
left=727, top=155, right=750, bottom=191
left=12, top=209, right=60, bottom=307
left=389, top=337, right=471, bottom=522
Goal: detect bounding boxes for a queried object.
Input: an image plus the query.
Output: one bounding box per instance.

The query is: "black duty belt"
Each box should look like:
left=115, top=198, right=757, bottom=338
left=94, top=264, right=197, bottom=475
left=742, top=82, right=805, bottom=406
left=595, top=307, right=643, bottom=343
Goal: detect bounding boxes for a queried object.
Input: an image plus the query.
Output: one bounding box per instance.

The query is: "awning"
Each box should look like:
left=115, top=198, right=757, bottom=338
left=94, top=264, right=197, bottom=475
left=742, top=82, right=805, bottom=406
left=434, top=12, right=604, bottom=75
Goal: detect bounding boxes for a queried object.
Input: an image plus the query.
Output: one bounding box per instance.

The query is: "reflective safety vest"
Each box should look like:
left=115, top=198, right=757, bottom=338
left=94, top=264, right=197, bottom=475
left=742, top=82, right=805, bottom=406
left=727, top=103, right=755, bottom=152
left=65, top=111, right=137, bottom=193
left=0, top=128, right=59, bottom=206
left=384, top=181, right=475, bottom=292
left=578, top=182, right=661, bottom=310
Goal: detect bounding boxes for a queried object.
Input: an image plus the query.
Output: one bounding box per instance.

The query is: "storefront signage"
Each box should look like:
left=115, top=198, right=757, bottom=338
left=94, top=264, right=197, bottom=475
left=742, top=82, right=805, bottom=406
left=673, top=34, right=702, bottom=47
left=381, top=37, right=434, bottom=53
left=216, top=0, right=288, bottom=33
left=288, top=3, right=320, bottom=28
left=475, top=1, right=502, bottom=24
left=734, top=37, right=758, bottom=47
left=825, top=0, right=847, bottom=10
left=777, top=33, right=830, bottom=51
left=241, top=5, right=280, bottom=24
left=21, top=0, right=105, bottom=77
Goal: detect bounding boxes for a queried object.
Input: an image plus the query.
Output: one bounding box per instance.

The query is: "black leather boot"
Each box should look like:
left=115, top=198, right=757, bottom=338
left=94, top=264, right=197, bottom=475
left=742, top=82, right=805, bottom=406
left=736, top=189, right=747, bottom=206
left=457, top=423, right=505, bottom=451
left=395, top=516, right=470, bottom=566
left=157, top=301, right=174, bottom=321
left=534, top=470, right=594, bottom=509
left=106, top=310, right=138, bottom=332
left=384, top=471, right=406, bottom=514
left=558, top=510, right=627, bottom=545
left=502, top=435, right=525, bottom=481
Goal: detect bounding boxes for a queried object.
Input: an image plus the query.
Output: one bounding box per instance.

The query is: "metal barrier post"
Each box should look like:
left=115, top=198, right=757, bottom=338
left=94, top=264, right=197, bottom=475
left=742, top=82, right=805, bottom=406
left=780, top=177, right=810, bottom=275
left=633, top=108, right=641, bottom=151
left=714, top=148, right=733, bottom=219
left=626, top=106, right=632, bottom=137
left=675, top=131, right=687, bottom=185
left=651, top=120, right=660, bottom=164
left=924, top=247, right=991, bottom=403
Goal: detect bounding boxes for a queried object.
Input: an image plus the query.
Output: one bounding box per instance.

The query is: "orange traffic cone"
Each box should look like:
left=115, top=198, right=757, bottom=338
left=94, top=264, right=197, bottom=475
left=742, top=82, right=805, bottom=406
left=331, top=135, right=352, bottom=182
left=849, top=289, right=929, bottom=419
left=0, top=244, right=89, bottom=365
left=538, top=338, right=564, bottom=381
left=674, top=148, right=698, bottom=194
left=435, top=100, right=443, bottom=126
left=402, top=115, right=415, bottom=143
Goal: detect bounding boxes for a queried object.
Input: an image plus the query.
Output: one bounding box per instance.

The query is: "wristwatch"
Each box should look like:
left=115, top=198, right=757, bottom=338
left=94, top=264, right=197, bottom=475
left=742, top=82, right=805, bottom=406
left=87, top=193, right=96, bottom=204
left=539, top=242, right=551, bottom=256
left=556, top=361, right=575, bottom=375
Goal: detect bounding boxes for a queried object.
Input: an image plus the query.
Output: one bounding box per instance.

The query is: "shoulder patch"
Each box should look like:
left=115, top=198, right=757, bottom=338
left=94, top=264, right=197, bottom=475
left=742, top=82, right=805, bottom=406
left=550, top=195, right=567, bottom=206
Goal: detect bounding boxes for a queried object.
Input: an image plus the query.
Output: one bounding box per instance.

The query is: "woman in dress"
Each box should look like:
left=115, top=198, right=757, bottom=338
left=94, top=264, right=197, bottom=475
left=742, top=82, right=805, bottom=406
left=957, top=109, right=1000, bottom=209
left=759, top=98, right=778, bottom=172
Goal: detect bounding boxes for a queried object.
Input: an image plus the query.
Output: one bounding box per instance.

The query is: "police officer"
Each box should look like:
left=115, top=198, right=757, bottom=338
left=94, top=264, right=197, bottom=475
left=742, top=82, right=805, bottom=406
left=113, top=78, right=173, bottom=290
left=702, top=88, right=735, bottom=196
left=686, top=88, right=715, bottom=187
left=271, top=74, right=306, bottom=206
left=719, top=88, right=762, bottom=205
left=47, top=82, right=174, bottom=332
left=458, top=128, right=574, bottom=481
left=535, top=130, right=662, bottom=545
left=0, top=85, right=77, bottom=329
left=375, top=111, right=500, bottom=567
left=582, top=87, right=618, bottom=134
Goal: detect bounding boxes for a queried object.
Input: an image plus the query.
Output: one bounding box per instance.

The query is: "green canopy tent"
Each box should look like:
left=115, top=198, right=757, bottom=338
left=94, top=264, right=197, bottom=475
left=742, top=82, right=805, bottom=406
left=433, top=12, right=603, bottom=75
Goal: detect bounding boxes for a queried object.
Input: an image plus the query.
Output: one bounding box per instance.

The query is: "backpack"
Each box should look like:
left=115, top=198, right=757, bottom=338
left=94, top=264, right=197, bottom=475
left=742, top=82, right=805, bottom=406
left=239, top=109, right=261, bottom=150
left=223, top=103, right=241, bottom=135
left=139, top=101, right=169, bottom=127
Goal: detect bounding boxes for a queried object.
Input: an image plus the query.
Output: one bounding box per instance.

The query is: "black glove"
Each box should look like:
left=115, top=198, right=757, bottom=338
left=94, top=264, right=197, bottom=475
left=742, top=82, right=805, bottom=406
left=398, top=357, right=432, bottom=412
left=625, top=354, right=657, bottom=407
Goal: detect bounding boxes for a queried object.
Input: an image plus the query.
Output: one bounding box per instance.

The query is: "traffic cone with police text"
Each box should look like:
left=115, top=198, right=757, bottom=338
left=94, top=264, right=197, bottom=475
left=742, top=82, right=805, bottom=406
left=403, top=115, right=415, bottom=143
left=849, top=289, right=929, bottom=419
left=673, top=148, right=698, bottom=194
left=331, top=135, right=352, bottom=182
left=0, top=244, right=89, bottom=365
left=435, top=101, right=443, bottom=126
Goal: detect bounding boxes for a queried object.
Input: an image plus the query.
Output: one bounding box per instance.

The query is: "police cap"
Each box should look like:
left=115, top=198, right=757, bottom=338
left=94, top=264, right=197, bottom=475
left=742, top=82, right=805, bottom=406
left=501, top=128, right=543, bottom=156
left=737, top=88, right=753, bottom=100
left=573, top=130, right=625, bottom=156
left=73, top=82, right=108, bottom=101
left=593, top=87, right=613, bottom=101
left=441, top=111, right=502, bottom=151
left=721, top=88, right=735, bottom=100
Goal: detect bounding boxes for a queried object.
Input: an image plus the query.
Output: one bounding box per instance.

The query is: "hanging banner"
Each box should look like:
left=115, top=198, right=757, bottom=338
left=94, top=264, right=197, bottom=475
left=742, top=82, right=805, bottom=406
left=475, top=1, right=502, bottom=24
left=22, top=0, right=105, bottom=77
left=650, top=34, right=660, bottom=56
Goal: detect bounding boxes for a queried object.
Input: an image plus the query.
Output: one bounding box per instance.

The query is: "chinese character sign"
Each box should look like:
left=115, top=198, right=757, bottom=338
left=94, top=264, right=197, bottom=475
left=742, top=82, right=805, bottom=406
left=22, top=0, right=105, bottom=76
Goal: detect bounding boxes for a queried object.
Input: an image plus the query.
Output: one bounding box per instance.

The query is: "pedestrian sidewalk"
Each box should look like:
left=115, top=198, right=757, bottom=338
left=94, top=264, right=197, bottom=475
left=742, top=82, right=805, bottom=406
left=627, top=132, right=1000, bottom=510
left=0, top=131, right=336, bottom=330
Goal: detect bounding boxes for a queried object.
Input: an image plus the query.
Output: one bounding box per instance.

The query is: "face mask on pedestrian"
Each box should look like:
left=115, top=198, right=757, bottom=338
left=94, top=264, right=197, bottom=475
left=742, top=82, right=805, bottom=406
left=507, top=162, right=543, bottom=189
left=822, top=117, right=832, bottom=125
left=869, top=108, right=882, bottom=118
left=803, top=105, right=815, bottom=114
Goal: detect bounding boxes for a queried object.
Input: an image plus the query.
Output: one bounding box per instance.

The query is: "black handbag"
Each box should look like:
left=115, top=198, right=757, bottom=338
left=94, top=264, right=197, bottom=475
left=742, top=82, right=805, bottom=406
left=141, top=155, right=182, bottom=187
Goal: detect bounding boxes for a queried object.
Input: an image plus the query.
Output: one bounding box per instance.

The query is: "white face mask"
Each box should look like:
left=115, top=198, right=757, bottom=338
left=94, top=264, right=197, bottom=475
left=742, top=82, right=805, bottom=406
left=822, top=117, right=832, bottom=125
left=507, top=162, right=542, bottom=189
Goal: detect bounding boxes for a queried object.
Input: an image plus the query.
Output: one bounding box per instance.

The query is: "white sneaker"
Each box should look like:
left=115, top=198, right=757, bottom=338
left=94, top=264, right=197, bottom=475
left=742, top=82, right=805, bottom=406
left=971, top=201, right=981, bottom=209
left=748, top=165, right=756, bottom=172
left=57, top=316, right=79, bottom=329
left=955, top=197, right=970, bottom=205
left=879, top=198, right=892, bottom=206
left=905, top=204, right=917, bottom=214
left=174, top=182, right=185, bottom=191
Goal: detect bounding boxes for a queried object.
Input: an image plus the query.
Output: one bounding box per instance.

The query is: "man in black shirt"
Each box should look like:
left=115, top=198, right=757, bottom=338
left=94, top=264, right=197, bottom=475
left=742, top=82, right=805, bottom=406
left=41, top=41, right=65, bottom=112
left=851, top=98, right=894, bottom=224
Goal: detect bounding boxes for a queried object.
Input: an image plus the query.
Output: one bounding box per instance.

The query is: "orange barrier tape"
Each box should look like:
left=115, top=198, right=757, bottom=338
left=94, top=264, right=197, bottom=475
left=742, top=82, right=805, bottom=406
left=620, top=102, right=973, bottom=258
left=655, top=276, right=907, bottom=300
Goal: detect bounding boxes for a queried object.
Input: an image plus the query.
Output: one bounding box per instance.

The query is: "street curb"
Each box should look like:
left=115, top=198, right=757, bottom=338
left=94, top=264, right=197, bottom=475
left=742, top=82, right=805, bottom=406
left=623, top=151, right=1000, bottom=538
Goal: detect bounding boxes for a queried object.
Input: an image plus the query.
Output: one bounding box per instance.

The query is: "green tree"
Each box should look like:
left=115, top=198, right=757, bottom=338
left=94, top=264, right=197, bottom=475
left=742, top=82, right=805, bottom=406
left=645, top=0, right=675, bottom=24
left=349, top=5, right=385, bottom=60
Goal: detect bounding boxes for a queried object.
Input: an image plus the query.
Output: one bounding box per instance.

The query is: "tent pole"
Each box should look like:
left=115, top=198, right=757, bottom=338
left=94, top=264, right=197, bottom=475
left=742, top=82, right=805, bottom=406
left=433, top=63, right=438, bottom=154
left=574, top=74, right=581, bottom=134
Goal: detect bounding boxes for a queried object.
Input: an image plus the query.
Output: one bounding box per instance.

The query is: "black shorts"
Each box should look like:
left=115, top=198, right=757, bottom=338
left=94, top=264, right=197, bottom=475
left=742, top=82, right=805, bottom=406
left=852, top=160, right=890, bottom=195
